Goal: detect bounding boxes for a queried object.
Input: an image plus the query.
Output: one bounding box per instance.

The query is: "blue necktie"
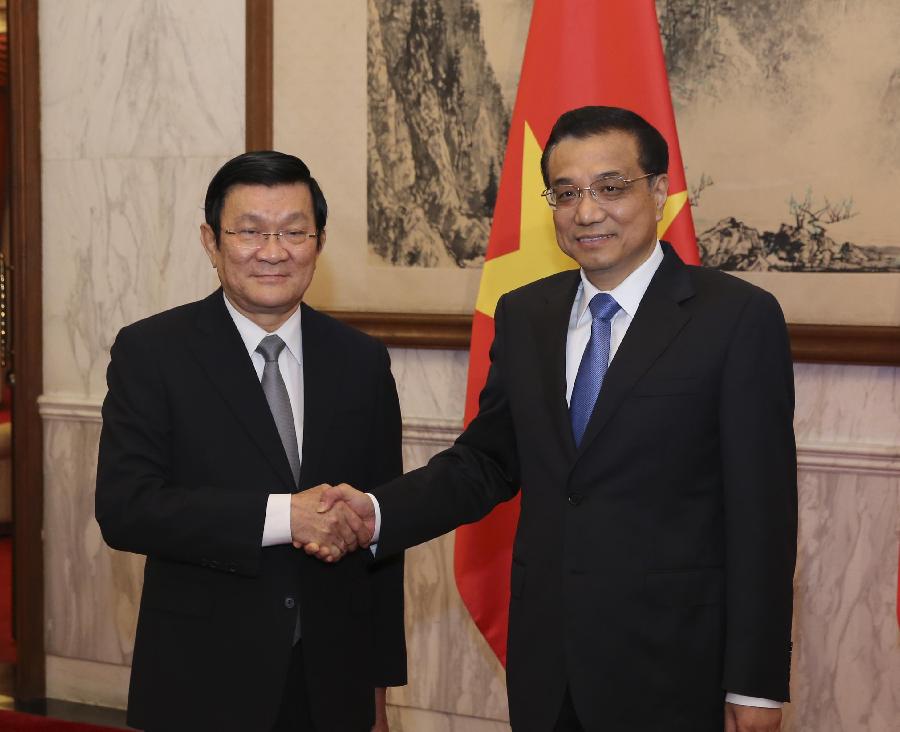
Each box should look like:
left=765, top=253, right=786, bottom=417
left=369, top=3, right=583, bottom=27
left=570, top=293, right=621, bottom=447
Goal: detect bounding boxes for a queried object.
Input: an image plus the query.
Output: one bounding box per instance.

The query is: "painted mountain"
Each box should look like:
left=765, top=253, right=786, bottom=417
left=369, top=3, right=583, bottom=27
left=699, top=217, right=900, bottom=272
left=368, top=0, right=509, bottom=268
left=658, top=0, right=900, bottom=272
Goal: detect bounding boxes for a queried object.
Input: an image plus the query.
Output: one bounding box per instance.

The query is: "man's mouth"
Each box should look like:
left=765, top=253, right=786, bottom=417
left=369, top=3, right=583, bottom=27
left=576, top=233, right=616, bottom=244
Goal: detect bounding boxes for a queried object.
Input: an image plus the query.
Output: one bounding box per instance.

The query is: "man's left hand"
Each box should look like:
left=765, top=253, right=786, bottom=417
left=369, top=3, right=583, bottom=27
left=725, top=702, right=782, bottom=732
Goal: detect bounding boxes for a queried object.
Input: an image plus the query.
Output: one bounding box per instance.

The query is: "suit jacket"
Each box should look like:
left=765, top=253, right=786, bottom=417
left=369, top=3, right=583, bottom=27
left=374, top=245, right=797, bottom=732
left=96, top=290, right=406, bottom=732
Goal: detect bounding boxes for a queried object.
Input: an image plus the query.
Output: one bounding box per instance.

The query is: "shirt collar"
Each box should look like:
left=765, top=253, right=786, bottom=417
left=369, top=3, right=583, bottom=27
left=221, top=292, right=303, bottom=364
left=575, top=241, right=664, bottom=323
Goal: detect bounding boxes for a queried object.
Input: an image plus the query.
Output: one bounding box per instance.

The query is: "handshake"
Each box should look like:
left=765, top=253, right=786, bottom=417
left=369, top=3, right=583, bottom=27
left=289, top=483, right=376, bottom=562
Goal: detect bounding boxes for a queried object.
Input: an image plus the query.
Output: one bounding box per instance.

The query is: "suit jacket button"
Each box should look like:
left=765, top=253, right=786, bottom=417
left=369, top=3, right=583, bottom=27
left=568, top=493, right=583, bottom=506
left=284, top=597, right=296, bottom=609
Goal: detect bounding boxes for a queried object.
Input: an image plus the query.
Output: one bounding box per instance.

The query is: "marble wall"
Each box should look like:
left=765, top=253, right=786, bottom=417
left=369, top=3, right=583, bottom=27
left=41, top=0, right=242, bottom=397
left=36, top=2, right=899, bottom=731
left=39, top=0, right=245, bottom=708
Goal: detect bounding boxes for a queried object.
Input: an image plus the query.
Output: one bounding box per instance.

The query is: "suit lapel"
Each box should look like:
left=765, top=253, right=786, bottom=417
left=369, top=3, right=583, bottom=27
left=297, top=304, right=346, bottom=488
left=575, top=246, right=695, bottom=459
left=188, top=290, right=296, bottom=489
left=533, top=271, right=582, bottom=462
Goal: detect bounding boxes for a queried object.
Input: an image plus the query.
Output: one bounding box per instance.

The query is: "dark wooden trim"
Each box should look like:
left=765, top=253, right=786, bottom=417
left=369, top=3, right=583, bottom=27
left=247, top=4, right=899, bottom=366
left=245, top=0, right=273, bottom=150
left=8, top=0, right=45, bottom=701
left=326, top=311, right=900, bottom=365
left=325, top=311, right=473, bottom=349
left=788, top=324, right=900, bottom=366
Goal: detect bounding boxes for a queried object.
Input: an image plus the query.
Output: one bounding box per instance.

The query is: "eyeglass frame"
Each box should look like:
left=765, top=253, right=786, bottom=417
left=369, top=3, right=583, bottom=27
left=540, top=172, right=662, bottom=209
left=222, top=228, right=320, bottom=248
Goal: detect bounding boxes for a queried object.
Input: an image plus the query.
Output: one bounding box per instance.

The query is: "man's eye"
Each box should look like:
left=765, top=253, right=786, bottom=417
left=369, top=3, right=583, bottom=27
left=556, top=189, right=577, bottom=200
left=595, top=183, right=626, bottom=196
left=285, top=230, right=306, bottom=237
left=239, top=229, right=260, bottom=236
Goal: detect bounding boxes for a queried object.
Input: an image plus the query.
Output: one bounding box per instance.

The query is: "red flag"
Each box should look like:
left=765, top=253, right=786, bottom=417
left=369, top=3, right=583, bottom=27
left=454, top=0, right=699, bottom=665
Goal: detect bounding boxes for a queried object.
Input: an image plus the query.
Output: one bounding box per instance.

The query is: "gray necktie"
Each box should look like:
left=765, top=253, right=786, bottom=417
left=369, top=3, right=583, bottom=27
left=257, top=334, right=303, bottom=643
left=256, top=334, right=301, bottom=487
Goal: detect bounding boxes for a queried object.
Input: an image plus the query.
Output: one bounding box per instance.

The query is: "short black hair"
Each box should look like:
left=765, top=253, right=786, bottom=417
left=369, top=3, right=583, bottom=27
left=204, top=150, right=327, bottom=246
left=540, top=106, right=669, bottom=187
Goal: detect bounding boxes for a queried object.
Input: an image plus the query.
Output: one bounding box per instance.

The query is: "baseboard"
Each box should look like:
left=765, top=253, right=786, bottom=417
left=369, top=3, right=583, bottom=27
left=45, top=656, right=129, bottom=710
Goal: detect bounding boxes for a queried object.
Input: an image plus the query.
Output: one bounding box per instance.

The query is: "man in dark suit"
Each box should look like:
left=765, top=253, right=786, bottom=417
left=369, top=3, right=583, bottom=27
left=96, top=151, right=406, bottom=732
left=316, top=107, right=797, bottom=732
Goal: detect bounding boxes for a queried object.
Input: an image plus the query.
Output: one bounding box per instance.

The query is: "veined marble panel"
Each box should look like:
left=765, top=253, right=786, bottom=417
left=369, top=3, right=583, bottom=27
left=387, top=434, right=510, bottom=721
left=43, top=156, right=225, bottom=396
left=787, top=470, right=900, bottom=731
left=389, top=347, right=471, bottom=424
left=44, top=417, right=144, bottom=665
left=794, top=363, right=900, bottom=448
left=386, top=526, right=509, bottom=722
left=40, top=0, right=244, bottom=161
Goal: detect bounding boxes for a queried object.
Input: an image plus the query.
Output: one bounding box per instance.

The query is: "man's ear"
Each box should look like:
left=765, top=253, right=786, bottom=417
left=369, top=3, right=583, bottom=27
left=316, top=228, right=326, bottom=253
left=200, top=223, right=219, bottom=266
left=652, top=173, right=670, bottom=222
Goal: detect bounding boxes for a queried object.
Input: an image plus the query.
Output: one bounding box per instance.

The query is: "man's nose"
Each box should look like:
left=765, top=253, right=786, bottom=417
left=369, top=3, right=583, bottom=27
left=256, top=234, right=290, bottom=261
left=573, top=191, right=609, bottom=225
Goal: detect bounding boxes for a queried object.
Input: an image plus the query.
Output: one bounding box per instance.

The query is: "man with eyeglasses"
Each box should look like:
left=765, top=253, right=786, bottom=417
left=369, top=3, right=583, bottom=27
left=317, top=107, right=797, bottom=732
left=96, top=151, right=406, bottom=732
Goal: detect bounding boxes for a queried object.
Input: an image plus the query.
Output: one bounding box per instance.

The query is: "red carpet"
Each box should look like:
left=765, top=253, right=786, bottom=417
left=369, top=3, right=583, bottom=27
left=0, top=537, right=13, bottom=663
left=0, top=711, right=119, bottom=730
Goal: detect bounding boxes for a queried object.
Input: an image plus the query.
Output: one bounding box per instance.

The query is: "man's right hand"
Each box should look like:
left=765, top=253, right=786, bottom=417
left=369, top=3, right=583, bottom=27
left=289, top=484, right=371, bottom=562
left=300, top=483, right=376, bottom=561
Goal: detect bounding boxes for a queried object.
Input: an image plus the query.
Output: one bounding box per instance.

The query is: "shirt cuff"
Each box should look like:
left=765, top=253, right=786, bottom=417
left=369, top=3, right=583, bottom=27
left=367, top=492, right=382, bottom=554
left=725, top=693, right=783, bottom=708
left=262, top=493, right=293, bottom=546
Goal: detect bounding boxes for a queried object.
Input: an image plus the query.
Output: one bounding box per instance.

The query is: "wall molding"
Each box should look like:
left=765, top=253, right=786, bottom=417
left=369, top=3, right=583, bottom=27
left=402, top=417, right=462, bottom=446
left=795, top=442, right=900, bottom=476
left=38, top=395, right=900, bottom=476
left=37, top=395, right=103, bottom=423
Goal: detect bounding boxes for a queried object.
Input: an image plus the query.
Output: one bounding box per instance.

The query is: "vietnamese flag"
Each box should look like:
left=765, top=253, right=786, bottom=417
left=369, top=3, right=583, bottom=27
left=453, top=0, right=700, bottom=665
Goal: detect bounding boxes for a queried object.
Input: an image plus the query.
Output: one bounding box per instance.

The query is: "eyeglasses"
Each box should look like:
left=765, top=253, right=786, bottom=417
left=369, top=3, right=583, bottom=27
left=541, top=173, right=660, bottom=209
left=223, top=228, right=319, bottom=249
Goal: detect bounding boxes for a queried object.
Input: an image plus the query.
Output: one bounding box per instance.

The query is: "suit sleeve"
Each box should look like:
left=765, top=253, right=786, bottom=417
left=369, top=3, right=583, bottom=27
left=719, top=289, right=797, bottom=701
left=95, top=325, right=267, bottom=576
left=366, top=344, right=408, bottom=687
left=373, top=295, right=521, bottom=557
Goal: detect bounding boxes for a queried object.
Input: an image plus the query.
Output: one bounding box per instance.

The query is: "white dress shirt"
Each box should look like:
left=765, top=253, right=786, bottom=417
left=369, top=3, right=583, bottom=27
left=222, top=293, right=300, bottom=547
left=565, top=241, right=664, bottom=405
